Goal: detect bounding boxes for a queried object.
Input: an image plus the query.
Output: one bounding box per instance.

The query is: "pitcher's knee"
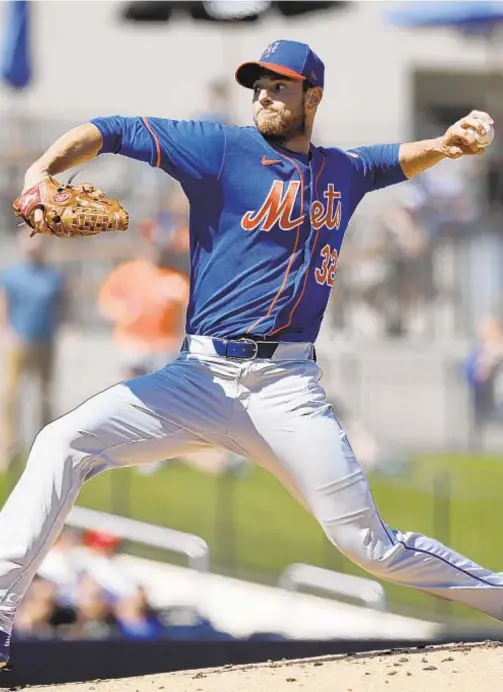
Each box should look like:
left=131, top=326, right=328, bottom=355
left=323, top=524, right=397, bottom=578
left=30, top=417, right=91, bottom=474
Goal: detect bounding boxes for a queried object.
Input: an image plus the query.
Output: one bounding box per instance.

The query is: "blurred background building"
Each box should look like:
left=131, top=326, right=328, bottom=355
left=2, top=0, right=503, bottom=655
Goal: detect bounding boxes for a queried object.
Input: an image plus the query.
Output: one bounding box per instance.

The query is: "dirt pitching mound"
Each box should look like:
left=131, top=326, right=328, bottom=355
left=24, top=641, right=503, bottom=692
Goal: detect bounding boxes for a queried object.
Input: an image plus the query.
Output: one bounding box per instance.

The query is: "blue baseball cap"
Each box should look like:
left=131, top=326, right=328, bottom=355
left=235, top=40, right=325, bottom=90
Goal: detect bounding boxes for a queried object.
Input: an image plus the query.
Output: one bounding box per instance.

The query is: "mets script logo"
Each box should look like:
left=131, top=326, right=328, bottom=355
left=241, top=181, right=342, bottom=233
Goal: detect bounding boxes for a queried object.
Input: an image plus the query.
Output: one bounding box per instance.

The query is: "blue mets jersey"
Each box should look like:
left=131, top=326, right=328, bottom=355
left=91, top=117, right=406, bottom=343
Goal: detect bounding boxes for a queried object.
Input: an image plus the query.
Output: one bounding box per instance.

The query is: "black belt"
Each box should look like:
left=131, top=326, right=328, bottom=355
left=181, top=335, right=316, bottom=361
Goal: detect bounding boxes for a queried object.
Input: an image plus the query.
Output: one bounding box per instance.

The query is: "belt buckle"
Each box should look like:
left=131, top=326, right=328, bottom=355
left=236, top=338, right=259, bottom=359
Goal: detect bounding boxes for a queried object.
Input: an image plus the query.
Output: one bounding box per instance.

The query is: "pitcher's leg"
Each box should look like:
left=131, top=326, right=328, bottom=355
left=248, top=373, right=503, bottom=621
left=0, top=360, right=229, bottom=643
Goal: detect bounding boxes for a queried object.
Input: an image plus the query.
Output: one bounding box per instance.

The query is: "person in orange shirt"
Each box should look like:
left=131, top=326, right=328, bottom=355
left=98, top=239, right=189, bottom=379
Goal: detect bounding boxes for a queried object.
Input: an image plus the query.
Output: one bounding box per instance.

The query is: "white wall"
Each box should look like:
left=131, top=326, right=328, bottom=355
left=0, top=1, right=497, bottom=145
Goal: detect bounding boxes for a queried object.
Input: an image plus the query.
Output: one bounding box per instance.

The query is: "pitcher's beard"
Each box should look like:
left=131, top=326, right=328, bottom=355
left=255, top=108, right=306, bottom=143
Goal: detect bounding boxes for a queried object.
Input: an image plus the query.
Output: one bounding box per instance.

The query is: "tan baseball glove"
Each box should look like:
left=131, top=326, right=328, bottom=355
left=13, top=176, right=129, bottom=238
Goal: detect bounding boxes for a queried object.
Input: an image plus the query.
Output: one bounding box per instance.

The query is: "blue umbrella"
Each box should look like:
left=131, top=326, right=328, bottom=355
left=1, top=0, right=32, bottom=90
left=385, top=1, right=503, bottom=35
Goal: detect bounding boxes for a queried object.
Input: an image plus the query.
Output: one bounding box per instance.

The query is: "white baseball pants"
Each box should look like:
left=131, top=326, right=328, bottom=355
left=0, top=334, right=502, bottom=631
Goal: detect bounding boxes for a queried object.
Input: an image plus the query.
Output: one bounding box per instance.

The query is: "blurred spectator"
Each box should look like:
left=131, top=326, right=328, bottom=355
left=37, top=527, right=83, bottom=608
left=197, top=78, right=234, bottom=125
left=98, top=234, right=190, bottom=379
left=74, top=529, right=139, bottom=602
left=374, top=200, right=433, bottom=337
left=334, top=197, right=431, bottom=338
left=64, top=575, right=118, bottom=640
left=408, top=157, right=482, bottom=236
left=464, top=315, right=503, bottom=434
left=14, top=576, right=75, bottom=640
left=113, top=586, right=165, bottom=640
left=14, top=577, right=58, bottom=640
left=0, top=231, right=66, bottom=467
left=39, top=527, right=139, bottom=606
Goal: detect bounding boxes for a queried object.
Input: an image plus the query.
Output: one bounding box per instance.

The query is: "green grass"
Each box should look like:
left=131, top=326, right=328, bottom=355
left=3, top=452, right=503, bottom=623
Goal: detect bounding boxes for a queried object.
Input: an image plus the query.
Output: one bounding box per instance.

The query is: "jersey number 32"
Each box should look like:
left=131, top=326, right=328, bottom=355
left=314, top=244, right=338, bottom=287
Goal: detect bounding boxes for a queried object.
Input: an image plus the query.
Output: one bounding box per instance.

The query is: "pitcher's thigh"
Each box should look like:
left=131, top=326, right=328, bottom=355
left=36, top=372, right=211, bottom=472
left=253, top=409, right=392, bottom=557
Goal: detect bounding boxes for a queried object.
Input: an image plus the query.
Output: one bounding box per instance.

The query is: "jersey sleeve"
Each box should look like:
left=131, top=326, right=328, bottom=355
left=346, top=143, right=407, bottom=195
left=90, top=116, right=226, bottom=183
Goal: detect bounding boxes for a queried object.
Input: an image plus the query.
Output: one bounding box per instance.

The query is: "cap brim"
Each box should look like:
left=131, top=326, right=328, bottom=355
left=235, top=61, right=305, bottom=89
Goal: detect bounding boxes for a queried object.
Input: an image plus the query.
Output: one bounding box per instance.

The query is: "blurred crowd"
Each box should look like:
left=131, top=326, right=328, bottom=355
left=331, top=154, right=487, bottom=340
left=14, top=527, right=237, bottom=643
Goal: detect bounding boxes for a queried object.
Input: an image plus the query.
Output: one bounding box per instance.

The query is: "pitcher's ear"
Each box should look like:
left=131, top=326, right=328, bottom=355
left=305, top=86, right=323, bottom=109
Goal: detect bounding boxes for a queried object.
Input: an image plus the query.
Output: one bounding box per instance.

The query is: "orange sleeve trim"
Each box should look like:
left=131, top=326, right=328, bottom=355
left=246, top=155, right=305, bottom=335
left=268, top=155, right=327, bottom=337
left=141, top=117, right=162, bottom=168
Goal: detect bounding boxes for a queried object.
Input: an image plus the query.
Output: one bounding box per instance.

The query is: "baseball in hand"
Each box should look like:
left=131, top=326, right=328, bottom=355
left=470, top=119, right=495, bottom=148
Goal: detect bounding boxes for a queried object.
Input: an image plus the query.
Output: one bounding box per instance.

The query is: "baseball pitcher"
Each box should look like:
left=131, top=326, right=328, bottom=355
left=0, top=40, right=499, bottom=667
